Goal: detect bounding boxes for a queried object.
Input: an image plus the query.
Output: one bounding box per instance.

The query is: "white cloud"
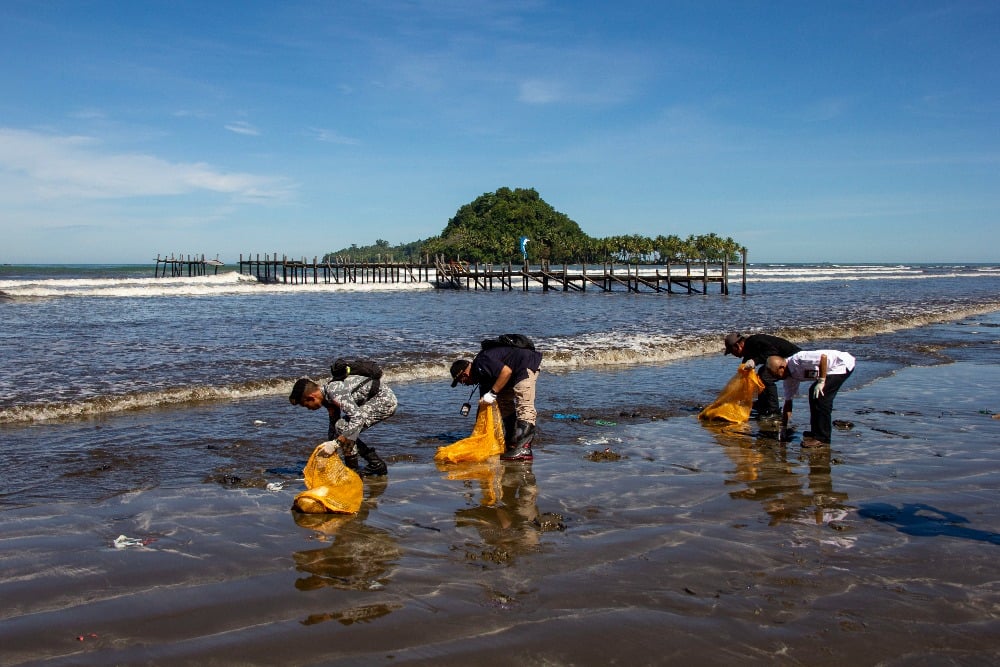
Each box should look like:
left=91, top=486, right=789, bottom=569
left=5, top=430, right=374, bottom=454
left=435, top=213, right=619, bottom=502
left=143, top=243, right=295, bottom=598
left=311, top=127, right=361, bottom=145
left=0, top=127, right=293, bottom=201
left=224, top=121, right=260, bottom=136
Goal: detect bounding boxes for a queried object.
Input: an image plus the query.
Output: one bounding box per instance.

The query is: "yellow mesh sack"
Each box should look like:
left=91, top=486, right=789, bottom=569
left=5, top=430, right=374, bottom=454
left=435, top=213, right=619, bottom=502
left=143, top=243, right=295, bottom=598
left=293, top=442, right=364, bottom=514
left=698, top=366, right=766, bottom=423
left=434, top=403, right=506, bottom=463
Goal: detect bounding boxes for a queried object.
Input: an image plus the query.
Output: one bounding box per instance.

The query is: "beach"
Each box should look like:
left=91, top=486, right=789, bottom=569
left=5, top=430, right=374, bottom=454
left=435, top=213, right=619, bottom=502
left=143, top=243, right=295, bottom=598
left=1, top=264, right=999, bottom=665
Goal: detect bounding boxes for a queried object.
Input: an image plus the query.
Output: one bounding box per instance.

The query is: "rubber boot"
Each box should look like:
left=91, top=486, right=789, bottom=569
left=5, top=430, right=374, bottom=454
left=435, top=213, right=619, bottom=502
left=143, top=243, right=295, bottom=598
left=501, top=414, right=517, bottom=447
left=343, top=454, right=360, bottom=471
left=501, top=419, right=535, bottom=461
left=356, top=439, right=388, bottom=476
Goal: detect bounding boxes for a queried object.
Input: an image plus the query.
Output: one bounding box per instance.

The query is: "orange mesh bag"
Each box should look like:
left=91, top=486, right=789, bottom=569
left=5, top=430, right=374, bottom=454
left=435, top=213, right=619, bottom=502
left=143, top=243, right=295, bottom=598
left=293, top=442, right=364, bottom=514
left=698, top=366, right=766, bottom=423
left=434, top=403, right=506, bottom=463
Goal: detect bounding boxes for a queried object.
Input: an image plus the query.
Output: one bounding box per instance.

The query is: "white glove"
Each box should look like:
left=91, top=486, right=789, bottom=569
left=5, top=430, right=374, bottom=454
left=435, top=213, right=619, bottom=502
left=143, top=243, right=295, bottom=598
left=318, top=441, right=339, bottom=457
left=812, top=378, right=826, bottom=399
left=742, top=359, right=756, bottom=370
left=481, top=391, right=497, bottom=405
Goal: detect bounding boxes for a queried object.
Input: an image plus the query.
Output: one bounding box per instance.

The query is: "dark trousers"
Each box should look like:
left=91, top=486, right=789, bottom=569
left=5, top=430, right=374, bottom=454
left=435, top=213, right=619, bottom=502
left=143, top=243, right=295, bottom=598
left=808, top=369, right=852, bottom=443
left=754, top=365, right=781, bottom=416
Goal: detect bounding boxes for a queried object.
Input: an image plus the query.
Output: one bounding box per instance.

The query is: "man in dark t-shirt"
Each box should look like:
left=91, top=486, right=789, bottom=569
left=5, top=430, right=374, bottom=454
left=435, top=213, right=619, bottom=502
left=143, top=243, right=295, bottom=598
left=724, top=332, right=801, bottom=418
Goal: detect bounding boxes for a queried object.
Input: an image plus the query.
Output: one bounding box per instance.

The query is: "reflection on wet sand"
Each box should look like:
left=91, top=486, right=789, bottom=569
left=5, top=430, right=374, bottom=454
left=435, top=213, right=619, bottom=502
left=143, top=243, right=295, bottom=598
left=291, top=479, right=400, bottom=592
left=439, top=460, right=543, bottom=564
left=706, top=422, right=850, bottom=526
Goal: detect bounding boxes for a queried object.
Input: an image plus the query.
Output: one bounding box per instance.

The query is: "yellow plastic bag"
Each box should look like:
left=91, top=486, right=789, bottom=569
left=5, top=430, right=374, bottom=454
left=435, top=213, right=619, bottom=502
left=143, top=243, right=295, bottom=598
left=293, top=442, right=364, bottom=514
left=434, top=403, right=506, bottom=463
left=698, top=366, right=766, bottom=423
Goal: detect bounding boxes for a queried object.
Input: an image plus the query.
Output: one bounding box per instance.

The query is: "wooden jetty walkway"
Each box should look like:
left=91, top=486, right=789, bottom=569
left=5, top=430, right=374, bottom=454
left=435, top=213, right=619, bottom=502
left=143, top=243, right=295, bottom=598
left=154, top=254, right=225, bottom=277
left=226, top=253, right=747, bottom=294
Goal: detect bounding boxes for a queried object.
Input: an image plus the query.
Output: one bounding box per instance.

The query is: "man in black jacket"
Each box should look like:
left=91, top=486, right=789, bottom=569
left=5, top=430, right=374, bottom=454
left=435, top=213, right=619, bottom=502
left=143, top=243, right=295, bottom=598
left=450, top=339, right=542, bottom=462
left=724, top=332, right=801, bottom=418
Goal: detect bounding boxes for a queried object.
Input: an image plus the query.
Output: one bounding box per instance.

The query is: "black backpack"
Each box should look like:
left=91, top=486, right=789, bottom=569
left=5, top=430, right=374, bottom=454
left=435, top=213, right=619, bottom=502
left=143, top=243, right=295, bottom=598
left=480, top=333, right=536, bottom=351
left=330, top=358, right=383, bottom=402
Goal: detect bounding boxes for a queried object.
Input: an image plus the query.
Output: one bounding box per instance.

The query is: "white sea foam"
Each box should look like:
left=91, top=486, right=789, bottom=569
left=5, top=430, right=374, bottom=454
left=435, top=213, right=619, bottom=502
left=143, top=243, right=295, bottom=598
left=2, top=264, right=996, bottom=298
left=0, top=270, right=435, bottom=298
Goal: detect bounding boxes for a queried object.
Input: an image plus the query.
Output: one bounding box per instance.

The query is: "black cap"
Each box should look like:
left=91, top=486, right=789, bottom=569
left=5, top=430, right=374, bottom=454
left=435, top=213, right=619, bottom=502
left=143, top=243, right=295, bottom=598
left=723, top=333, right=743, bottom=356
left=450, top=360, right=470, bottom=387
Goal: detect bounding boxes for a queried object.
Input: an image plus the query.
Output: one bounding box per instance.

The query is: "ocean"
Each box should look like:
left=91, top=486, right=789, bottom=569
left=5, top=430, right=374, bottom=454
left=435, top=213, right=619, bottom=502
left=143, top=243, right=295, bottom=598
left=3, top=262, right=999, bottom=424
left=1, top=262, right=999, bottom=665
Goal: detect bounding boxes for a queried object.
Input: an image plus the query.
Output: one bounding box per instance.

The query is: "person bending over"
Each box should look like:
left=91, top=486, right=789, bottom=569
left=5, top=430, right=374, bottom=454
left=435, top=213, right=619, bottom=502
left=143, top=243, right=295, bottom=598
left=767, top=350, right=855, bottom=447
left=450, top=341, right=542, bottom=462
left=724, top=332, right=801, bottom=419
left=289, top=364, right=397, bottom=476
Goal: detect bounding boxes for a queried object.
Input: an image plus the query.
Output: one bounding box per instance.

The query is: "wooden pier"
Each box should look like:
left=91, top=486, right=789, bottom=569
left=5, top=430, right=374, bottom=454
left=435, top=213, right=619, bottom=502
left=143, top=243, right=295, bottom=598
left=434, top=257, right=743, bottom=294
left=228, top=253, right=747, bottom=294
left=236, top=254, right=437, bottom=285
left=154, top=254, right=225, bottom=277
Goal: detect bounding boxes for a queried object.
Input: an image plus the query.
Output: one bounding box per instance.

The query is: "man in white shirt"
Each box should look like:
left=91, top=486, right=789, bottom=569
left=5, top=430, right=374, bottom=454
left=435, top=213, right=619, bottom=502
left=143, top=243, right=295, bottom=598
left=766, top=350, right=856, bottom=447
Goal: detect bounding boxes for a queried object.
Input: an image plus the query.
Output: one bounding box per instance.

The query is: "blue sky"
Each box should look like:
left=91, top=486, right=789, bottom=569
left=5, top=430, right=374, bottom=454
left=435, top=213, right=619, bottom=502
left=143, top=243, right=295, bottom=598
left=1, top=1, right=997, bottom=264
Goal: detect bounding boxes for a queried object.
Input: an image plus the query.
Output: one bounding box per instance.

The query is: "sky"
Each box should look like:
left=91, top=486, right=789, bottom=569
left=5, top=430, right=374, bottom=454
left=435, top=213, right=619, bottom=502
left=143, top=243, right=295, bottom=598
left=1, top=1, right=998, bottom=264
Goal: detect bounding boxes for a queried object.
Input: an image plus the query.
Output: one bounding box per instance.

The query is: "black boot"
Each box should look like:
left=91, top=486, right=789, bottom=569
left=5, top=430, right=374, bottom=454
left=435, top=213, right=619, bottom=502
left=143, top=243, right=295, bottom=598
left=501, top=420, right=535, bottom=461
left=343, top=454, right=360, bottom=471
left=356, top=439, right=388, bottom=476
left=501, top=415, right=517, bottom=447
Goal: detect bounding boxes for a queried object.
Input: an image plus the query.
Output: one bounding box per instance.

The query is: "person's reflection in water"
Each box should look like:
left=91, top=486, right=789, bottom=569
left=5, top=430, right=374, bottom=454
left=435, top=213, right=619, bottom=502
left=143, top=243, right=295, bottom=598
left=708, top=423, right=850, bottom=526
left=445, top=460, right=541, bottom=563
left=292, top=478, right=400, bottom=591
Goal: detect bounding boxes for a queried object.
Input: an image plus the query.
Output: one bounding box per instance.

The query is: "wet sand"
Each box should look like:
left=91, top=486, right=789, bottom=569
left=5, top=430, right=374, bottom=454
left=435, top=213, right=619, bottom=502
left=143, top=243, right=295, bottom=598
left=2, top=360, right=999, bottom=666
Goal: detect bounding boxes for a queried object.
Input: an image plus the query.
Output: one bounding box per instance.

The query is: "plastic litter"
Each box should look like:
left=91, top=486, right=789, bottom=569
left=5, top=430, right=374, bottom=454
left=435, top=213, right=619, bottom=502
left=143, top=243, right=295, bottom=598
left=553, top=413, right=581, bottom=420
left=113, top=535, right=151, bottom=549
left=699, top=366, right=766, bottom=423
left=434, top=403, right=505, bottom=463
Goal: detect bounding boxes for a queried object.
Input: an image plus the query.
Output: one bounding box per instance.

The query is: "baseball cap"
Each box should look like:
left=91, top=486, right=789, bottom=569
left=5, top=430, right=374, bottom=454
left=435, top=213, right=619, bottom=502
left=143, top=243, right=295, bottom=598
left=723, top=333, right=743, bottom=355
left=450, top=360, right=471, bottom=387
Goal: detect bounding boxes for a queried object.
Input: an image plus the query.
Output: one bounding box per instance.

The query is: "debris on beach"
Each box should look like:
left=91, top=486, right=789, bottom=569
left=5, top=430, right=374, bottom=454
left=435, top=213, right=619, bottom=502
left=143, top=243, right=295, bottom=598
left=534, top=513, right=566, bottom=531
left=586, top=447, right=624, bottom=462
left=113, top=534, right=155, bottom=549
left=834, top=420, right=854, bottom=430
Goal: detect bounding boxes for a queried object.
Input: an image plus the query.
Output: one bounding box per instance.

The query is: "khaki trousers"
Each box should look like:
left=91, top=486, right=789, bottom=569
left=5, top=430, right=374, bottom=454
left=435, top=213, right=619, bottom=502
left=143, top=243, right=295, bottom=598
left=497, top=369, right=538, bottom=425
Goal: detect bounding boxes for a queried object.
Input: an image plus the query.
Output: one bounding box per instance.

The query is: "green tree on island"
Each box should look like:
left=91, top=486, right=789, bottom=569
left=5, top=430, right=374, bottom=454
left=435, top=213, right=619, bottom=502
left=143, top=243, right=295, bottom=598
left=323, top=187, right=744, bottom=265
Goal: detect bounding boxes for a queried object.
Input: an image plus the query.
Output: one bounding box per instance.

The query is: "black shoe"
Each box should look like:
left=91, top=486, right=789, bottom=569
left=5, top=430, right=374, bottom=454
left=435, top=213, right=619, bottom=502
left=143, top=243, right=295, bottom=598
left=360, top=461, right=387, bottom=476
left=359, top=452, right=387, bottom=476
left=343, top=454, right=360, bottom=471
